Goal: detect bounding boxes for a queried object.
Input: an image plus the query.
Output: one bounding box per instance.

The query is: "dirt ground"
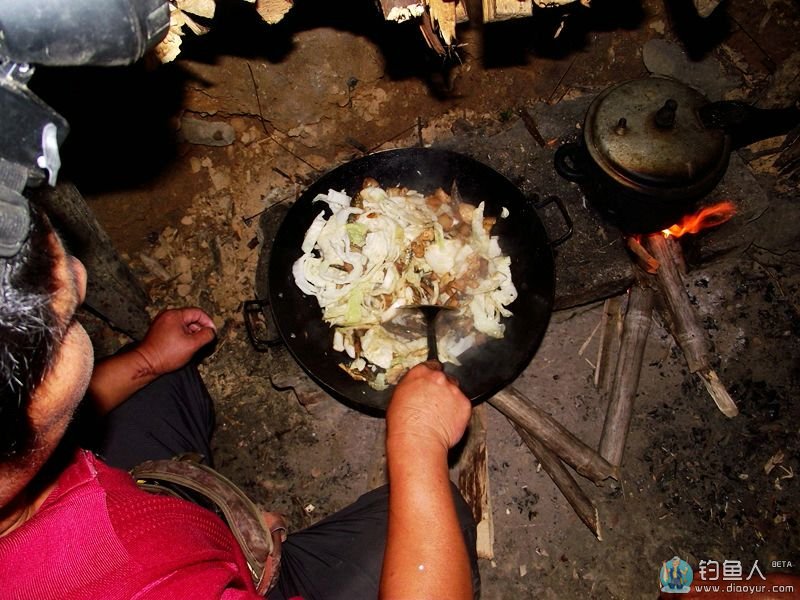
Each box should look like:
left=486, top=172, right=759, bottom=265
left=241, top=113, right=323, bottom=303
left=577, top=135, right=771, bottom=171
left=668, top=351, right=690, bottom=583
left=40, top=0, right=800, bottom=598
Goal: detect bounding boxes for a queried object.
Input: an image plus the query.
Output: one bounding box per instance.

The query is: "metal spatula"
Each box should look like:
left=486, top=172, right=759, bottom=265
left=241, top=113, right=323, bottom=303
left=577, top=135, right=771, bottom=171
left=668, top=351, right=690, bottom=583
left=415, top=305, right=454, bottom=363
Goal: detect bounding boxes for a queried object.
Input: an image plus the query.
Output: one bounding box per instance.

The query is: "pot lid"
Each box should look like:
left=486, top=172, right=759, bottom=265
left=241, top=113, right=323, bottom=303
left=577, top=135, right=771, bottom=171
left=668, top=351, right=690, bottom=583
left=584, top=77, right=731, bottom=198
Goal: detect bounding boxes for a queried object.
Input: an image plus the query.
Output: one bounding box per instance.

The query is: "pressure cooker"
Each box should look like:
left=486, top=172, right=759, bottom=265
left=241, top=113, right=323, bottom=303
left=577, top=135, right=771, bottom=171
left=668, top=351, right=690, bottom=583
left=554, top=76, right=800, bottom=233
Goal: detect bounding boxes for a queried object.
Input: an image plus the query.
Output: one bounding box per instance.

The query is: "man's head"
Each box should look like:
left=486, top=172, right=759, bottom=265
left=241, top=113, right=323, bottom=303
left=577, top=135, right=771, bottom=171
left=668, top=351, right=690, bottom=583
left=0, top=204, right=91, bottom=465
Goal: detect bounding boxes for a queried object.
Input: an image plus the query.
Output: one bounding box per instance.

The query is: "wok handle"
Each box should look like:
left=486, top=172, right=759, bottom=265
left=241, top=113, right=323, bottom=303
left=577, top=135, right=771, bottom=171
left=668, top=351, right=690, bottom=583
left=533, top=194, right=573, bottom=248
left=243, top=299, right=282, bottom=352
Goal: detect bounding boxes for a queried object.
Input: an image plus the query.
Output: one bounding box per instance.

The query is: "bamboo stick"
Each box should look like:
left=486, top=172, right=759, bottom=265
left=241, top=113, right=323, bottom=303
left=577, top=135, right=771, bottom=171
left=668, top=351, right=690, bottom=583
left=594, top=296, right=623, bottom=393
left=644, top=234, right=738, bottom=417
left=598, top=281, right=655, bottom=467
left=513, top=423, right=602, bottom=540
left=490, top=387, right=619, bottom=483
left=644, top=234, right=708, bottom=371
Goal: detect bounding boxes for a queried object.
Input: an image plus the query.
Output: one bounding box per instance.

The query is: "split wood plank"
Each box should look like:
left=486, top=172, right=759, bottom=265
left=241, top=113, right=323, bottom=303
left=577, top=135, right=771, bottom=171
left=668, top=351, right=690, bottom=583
left=429, top=0, right=457, bottom=45
left=594, top=296, right=623, bottom=394
left=453, top=404, right=494, bottom=559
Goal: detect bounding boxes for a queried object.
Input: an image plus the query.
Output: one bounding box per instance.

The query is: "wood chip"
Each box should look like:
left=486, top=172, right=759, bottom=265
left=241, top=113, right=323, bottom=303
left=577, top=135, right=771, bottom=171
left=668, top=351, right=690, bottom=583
left=255, top=0, right=294, bottom=24
left=175, top=0, right=216, bottom=18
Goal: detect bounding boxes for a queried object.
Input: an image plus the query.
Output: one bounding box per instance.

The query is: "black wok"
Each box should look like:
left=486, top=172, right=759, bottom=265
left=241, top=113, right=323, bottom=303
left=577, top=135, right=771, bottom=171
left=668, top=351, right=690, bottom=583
left=267, top=148, right=563, bottom=413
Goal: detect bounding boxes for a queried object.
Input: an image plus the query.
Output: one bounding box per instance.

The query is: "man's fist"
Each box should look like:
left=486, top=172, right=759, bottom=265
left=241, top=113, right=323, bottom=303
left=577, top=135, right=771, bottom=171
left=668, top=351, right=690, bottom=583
left=135, top=308, right=216, bottom=376
left=386, top=363, right=472, bottom=454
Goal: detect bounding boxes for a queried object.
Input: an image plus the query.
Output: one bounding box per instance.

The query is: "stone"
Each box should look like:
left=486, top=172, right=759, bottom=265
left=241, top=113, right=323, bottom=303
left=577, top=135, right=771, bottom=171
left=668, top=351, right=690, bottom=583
left=178, top=117, right=236, bottom=147
left=642, top=39, right=741, bottom=101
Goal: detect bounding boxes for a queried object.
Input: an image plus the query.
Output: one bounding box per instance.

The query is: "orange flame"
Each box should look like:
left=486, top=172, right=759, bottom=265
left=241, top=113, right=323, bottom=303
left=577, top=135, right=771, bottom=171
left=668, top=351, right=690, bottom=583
left=662, top=201, right=737, bottom=239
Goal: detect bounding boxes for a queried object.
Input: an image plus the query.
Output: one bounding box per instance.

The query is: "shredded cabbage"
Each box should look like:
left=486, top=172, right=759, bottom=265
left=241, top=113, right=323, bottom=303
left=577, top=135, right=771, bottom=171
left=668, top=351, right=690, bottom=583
left=293, top=182, right=518, bottom=389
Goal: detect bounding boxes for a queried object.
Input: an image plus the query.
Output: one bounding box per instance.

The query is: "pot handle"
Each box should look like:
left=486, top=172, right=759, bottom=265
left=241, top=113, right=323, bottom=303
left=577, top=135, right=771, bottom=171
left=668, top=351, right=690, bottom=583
left=243, top=298, right=283, bottom=352
left=554, top=142, right=590, bottom=183
left=699, top=100, right=800, bottom=149
left=533, top=194, right=573, bottom=248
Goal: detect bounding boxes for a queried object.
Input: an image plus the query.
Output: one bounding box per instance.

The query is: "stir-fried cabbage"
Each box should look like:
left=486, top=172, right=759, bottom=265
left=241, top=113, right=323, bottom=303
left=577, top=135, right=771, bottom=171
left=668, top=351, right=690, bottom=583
left=293, top=179, right=517, bottom=390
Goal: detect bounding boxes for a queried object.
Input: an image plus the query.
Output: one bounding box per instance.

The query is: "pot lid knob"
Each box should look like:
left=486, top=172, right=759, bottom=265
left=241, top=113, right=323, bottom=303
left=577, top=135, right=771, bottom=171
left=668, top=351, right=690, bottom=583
left=654, top=99, right=678, bottom=129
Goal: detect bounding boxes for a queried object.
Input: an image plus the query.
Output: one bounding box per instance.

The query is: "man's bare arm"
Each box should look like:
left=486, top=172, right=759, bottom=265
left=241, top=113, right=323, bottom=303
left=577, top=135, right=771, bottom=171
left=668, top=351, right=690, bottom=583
left=88, top=308, right=215, bottom=415
left=380, top=364, right=473, bottom=600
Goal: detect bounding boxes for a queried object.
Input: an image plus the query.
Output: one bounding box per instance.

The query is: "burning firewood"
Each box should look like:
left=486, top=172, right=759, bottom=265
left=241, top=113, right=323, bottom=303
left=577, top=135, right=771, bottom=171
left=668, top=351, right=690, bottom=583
left=643, top=234, right=739, bottom=418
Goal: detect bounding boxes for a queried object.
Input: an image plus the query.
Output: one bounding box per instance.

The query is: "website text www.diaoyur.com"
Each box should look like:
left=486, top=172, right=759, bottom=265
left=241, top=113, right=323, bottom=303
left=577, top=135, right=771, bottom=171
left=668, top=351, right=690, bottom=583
left=693, top=582, right=796, bottom=594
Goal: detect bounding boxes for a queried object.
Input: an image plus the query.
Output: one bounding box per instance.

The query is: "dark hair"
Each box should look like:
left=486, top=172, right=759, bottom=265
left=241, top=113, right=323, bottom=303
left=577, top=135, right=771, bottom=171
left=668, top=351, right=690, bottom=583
left=0, top=203, right=63, bottom=460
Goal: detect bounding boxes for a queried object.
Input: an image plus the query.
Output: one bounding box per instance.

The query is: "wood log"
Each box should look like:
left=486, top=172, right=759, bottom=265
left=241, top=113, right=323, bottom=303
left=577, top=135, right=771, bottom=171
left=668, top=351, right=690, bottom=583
left=643, top=234, right=739, bottom=418
left=453, top=404, right=494, bottom=559
left=490, top=387, right=619, bottom=483
left=598, top=281, right=655, bottom=467
left=483, top=0, right=531, bottom=22
left=32, top=182, right=150, bottom=339
left=513, top=423, right=602, bottom=540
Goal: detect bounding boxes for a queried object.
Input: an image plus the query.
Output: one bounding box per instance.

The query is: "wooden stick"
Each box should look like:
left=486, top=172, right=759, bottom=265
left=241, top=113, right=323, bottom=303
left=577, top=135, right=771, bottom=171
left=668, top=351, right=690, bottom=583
left=453, top=404, right=494, bottom=559
left=490, top=387, right=619, bottom=483
left=428, top=0, right=458, bottom=45
left=598, top=281, right=655, bottom=467
left=644, top=234, right=739, bottom=417
left=513, top=423, right=602, bottom=541
left=626, top=236, right=660, bottom=274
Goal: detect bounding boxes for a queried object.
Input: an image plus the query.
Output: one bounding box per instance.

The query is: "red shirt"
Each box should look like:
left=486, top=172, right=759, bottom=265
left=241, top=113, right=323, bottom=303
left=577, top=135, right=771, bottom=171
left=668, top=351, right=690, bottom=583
left=0, top=450, right=261, bottom=599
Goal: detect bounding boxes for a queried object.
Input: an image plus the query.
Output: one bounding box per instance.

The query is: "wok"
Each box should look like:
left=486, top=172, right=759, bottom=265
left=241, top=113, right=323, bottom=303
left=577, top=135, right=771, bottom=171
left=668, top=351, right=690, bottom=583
left=267, top=148, right=567, bottom=413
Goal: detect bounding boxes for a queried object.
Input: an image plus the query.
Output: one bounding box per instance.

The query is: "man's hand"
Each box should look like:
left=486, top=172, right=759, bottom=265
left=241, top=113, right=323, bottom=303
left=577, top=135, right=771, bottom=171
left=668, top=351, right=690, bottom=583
left=134, top=308, right=217, bottom=377
left=385, top=363, right=472, bottom=455
left=89, top=308, right=216, bottom=415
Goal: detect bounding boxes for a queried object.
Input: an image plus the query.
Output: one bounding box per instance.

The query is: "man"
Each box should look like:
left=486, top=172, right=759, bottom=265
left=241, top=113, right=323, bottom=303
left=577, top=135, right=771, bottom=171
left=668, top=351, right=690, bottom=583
left=0, top=204, right=479, bottom=599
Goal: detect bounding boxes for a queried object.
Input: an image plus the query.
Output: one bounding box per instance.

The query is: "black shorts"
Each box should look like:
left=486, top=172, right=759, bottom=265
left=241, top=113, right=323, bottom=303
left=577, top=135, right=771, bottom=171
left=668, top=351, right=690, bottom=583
left=92, top=364, right=480, bottom=600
